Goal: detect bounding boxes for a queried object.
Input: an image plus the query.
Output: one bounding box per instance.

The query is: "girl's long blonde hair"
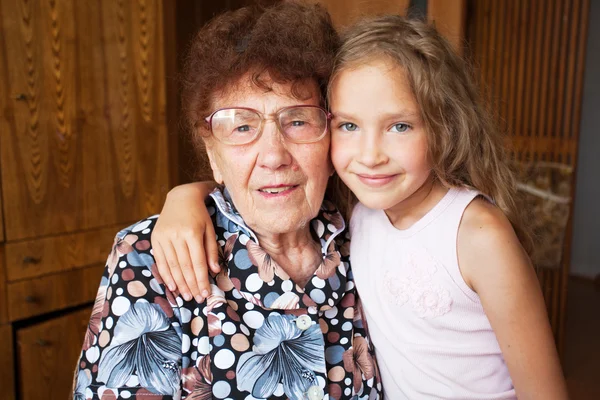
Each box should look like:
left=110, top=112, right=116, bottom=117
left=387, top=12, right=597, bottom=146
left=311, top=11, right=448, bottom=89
left=327, top=15, right=532, bottom=253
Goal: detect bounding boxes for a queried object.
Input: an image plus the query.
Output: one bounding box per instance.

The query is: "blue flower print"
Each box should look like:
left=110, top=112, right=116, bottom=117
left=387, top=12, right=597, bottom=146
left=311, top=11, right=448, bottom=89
left=236, top=314, right=326, bottom=400
left=97, top=302, right=181, bottom=395
left=73, top=369, right=91, bottom=400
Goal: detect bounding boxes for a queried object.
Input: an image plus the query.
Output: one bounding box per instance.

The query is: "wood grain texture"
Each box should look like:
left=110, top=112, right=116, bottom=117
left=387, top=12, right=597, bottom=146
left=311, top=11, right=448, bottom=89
left=17, top=307, right=91, bottom=400
left=466, top=0, right=591, bottom=358
left=5, top=225, right=122, bottom=282
left=312, top=0, right=410, bottom=28
left=0, top=246, right=8, bottom=324
left=0, top=0, right=169, bottom=241
left=428, top=0, right=466, bottom=52
left=0, top=324, right=16, bottom=400
left=7, top=264, right=104, bottom=321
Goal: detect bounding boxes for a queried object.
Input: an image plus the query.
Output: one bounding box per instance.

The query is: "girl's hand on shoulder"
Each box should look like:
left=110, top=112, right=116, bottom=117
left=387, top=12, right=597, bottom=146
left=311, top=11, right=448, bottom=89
left=458, top=198, right=568, bottom=400
left=151, top=182, right=220, bottom=303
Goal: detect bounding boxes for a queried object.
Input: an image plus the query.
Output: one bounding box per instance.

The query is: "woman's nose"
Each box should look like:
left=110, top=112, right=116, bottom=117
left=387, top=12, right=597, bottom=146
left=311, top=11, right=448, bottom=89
left=257, top=121, right=293, bottom=170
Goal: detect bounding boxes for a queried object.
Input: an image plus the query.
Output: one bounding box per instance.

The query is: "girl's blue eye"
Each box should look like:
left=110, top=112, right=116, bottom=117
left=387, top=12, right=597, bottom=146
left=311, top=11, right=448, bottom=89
left=390, top=123, right=410, bottom=133
left=339, top=122, right=358, bottom=132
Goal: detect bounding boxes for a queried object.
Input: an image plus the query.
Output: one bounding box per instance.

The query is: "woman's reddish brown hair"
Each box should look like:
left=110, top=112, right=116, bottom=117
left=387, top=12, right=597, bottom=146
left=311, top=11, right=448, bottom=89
left=181, top=1, right=339, bottom=134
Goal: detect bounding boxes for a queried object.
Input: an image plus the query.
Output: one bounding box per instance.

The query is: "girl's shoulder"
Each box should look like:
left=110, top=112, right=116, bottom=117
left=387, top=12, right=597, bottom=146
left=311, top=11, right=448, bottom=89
left=458, top=197, right=530, bottom=291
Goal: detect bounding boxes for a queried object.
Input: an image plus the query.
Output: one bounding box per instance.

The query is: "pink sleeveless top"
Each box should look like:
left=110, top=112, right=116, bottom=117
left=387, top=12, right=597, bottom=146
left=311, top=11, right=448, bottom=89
left=350, top=187, right=516, bottom=399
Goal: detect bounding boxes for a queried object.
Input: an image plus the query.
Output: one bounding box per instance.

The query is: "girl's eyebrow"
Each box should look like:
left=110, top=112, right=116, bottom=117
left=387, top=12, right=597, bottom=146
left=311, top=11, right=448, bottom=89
left=331, top=110, right=419, bottom=120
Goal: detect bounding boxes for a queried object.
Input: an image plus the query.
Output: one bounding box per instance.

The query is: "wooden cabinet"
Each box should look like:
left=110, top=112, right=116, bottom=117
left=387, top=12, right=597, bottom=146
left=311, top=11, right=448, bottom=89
left=16, top=308, right=91, bottom=400
left=0, top=0, right=171, bottom=398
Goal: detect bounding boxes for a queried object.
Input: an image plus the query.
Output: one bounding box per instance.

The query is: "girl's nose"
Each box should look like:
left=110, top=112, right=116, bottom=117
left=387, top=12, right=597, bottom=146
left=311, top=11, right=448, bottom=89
left=357, top=132, right=388, bottom=168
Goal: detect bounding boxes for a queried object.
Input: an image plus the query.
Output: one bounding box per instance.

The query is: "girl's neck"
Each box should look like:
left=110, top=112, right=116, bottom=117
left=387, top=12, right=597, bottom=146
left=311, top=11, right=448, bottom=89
left=384, top=177, right=449, bottom=230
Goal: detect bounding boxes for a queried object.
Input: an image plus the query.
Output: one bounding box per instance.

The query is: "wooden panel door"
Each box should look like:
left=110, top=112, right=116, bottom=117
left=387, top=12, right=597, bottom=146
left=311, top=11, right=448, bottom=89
left=17, top=307, right=91, bottom=400
left=0, top=0, right=169, bottom=241
left=0, top=324, right=15, bottom=400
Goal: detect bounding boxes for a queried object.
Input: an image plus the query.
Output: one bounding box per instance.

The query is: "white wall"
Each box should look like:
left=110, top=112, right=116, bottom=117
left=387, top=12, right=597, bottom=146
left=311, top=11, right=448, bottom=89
left=570, top=0, right=600, bottom=279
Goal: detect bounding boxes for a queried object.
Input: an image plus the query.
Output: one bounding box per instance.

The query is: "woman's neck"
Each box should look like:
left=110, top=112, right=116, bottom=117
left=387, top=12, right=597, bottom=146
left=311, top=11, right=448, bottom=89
left=255, top=229, right=322, bottom=287
left=385, top=178, right=448, bottom=230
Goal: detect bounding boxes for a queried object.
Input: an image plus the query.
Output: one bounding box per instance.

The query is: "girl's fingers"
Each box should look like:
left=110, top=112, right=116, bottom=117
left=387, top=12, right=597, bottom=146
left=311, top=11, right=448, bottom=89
left=173, top=241, right=200, bottom=302
left=188, top=238, right=211, bottom=302
left=163, top=242, right=192, bottom=301
left=205, top=223, right=221, bottom=273
left=153, top=242, right=176, bottom=292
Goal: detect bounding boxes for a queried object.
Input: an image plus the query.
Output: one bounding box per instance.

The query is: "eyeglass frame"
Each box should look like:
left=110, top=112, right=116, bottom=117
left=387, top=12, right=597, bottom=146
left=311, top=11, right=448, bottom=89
left=202, top=105, right=332, bottom=145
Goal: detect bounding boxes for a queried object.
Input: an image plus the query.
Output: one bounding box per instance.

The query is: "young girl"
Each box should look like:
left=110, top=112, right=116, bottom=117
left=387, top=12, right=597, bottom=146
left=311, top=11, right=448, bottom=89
left=152, top=16, right=567, bottom=399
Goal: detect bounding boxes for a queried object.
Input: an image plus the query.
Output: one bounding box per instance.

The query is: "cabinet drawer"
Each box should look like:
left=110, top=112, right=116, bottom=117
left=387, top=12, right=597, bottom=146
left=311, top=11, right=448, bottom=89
left=5, top=225, right=120, bottom=282
left=17, top=307, right=91, bottom=400
left=7, top=264, right=104, bottom=321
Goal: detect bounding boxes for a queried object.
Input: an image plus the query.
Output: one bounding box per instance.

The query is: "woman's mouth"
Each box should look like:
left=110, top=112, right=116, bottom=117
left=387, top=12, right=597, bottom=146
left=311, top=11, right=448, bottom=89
left=257, top=185, right=299, bottom=197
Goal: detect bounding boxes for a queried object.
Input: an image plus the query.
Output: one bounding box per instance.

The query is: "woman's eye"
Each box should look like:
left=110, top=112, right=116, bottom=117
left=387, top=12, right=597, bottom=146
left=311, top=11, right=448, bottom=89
left=390, top=123, right=410, bottom=133
left=235, top=125, right=251, bottom=132
left=291, top=120, right=306, bottom=127
left=339, top=122, right=358, bottom=132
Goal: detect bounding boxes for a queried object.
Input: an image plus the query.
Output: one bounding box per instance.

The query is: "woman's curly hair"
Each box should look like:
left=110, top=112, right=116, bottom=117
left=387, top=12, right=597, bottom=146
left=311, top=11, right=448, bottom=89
left=181, top=1, right=339, bottom=134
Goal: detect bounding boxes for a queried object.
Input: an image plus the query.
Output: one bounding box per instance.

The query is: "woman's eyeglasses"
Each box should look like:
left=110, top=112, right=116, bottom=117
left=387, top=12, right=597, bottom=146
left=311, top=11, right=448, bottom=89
left=204, top=105, right=331, bottom=145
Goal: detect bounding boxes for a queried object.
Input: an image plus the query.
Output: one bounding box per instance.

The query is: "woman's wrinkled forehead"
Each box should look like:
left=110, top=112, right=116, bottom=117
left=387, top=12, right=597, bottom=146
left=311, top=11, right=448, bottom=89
left=210, top=72, right=322, bottom=112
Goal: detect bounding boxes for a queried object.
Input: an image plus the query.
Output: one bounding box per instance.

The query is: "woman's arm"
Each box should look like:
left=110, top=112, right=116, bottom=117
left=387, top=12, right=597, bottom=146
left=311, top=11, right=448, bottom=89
left=458, top=199, right=568, bottom=400
left=74, top=220, right=184, bottom=399
left=152, top=182, right=219, bottom=303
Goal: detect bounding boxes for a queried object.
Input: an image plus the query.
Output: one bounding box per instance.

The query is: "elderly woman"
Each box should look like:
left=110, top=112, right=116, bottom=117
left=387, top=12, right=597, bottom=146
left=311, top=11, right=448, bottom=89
left=73, top=2, right=381, bottom=400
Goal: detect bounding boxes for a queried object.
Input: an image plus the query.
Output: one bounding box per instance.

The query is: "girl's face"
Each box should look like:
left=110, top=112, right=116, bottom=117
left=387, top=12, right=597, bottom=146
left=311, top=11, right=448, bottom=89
left=330, top=58, right=433, bottom=212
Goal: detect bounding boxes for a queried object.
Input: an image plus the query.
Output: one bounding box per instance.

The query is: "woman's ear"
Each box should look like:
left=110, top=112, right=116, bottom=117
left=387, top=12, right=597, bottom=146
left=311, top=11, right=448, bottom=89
left=205, top=143, right=224, bottom=184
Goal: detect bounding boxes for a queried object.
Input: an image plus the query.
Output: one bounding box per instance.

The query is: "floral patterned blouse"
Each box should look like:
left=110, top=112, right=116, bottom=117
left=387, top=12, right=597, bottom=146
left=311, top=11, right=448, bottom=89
left=73, top=188, right=382, bottom=400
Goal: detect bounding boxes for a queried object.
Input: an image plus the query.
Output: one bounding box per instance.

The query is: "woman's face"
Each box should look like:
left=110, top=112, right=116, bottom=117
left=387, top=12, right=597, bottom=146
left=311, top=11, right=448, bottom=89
left=204, top=76, right=332, bottom=237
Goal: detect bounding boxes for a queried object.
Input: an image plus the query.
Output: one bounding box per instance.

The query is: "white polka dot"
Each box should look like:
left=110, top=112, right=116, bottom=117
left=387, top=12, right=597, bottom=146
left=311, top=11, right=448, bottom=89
left=327, top=223, right=337, bottom=232
left=324, top=307, right=338, bottom=319
left=222, top=322, right=236, bottom=335
left=342, top=321, right=353, bottom=331
left=232, top=290, right=243, bottom=299
left=281, top=280, right=293, bottom=292
left=149, top=279, right=164, bottom=295
left=142, top=228, right=151, bottom=234
left=180, top=308, right=192, bottom=324
left=182, top=334, right=191, bottom=353
left=345, top=280, right=354, bottom=290
left=86, top=346, right=100, bottom=363
left=245, top=302, right=254, bottom=310
left=119, top=261, right=127, bottom=268
left=312, top=277, right=326, bottom=289
left=274, top=383, right=285, bottom=396
left=105, top=317, right=114, bottom=329
left=344, top=388, right=351, bottom=396
left=176, top=296, right=184, bottom=307
left=312, top=220, right=325, bottom=237
left=191, top=351, right=198, bottom=360
left=328, top=299, right=335, bottom=306
left=217, top=312, right=226, bottom=320
left=142, top=269, right=152, bottom=277
left=212, top=380, right=231, bottom=399
left=239, top=234, right=250, bottom=245
left=198, top=337, right=210, bottom=354
left=132, top=220, right=152, bottom=232
left=340, top=337, right=349, bottom=345
left=267, top=280, right=275, bottom=286
left=245, top=273, right=263, bottom=292
left=331, top=319, right=338, bottom=326
left=116, top=288, right=123, bottom=296
left=111, top=273, right=119, bottom=284
left=344, top=378, right=352, bottom=385
left=243, top=311, right=265, bottom=329
left=112, top=296, right=131, bottom=316
left=332, top=292, right=338, bottom=299
left=240, top=324, right=250, bottom=336
left=121, top=390, right=132, bottom=399
left=126, top=375, right=139, bottom=387
left=214, top=349, right=235, bottom=369
left=317, top=375, right=327, bottom=387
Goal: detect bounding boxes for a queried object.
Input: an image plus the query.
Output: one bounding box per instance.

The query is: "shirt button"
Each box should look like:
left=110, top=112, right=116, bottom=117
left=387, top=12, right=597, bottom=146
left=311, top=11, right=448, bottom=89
left=306, top=385, right=324, bottom=400
left=296, top=315, right=312, bottom=330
